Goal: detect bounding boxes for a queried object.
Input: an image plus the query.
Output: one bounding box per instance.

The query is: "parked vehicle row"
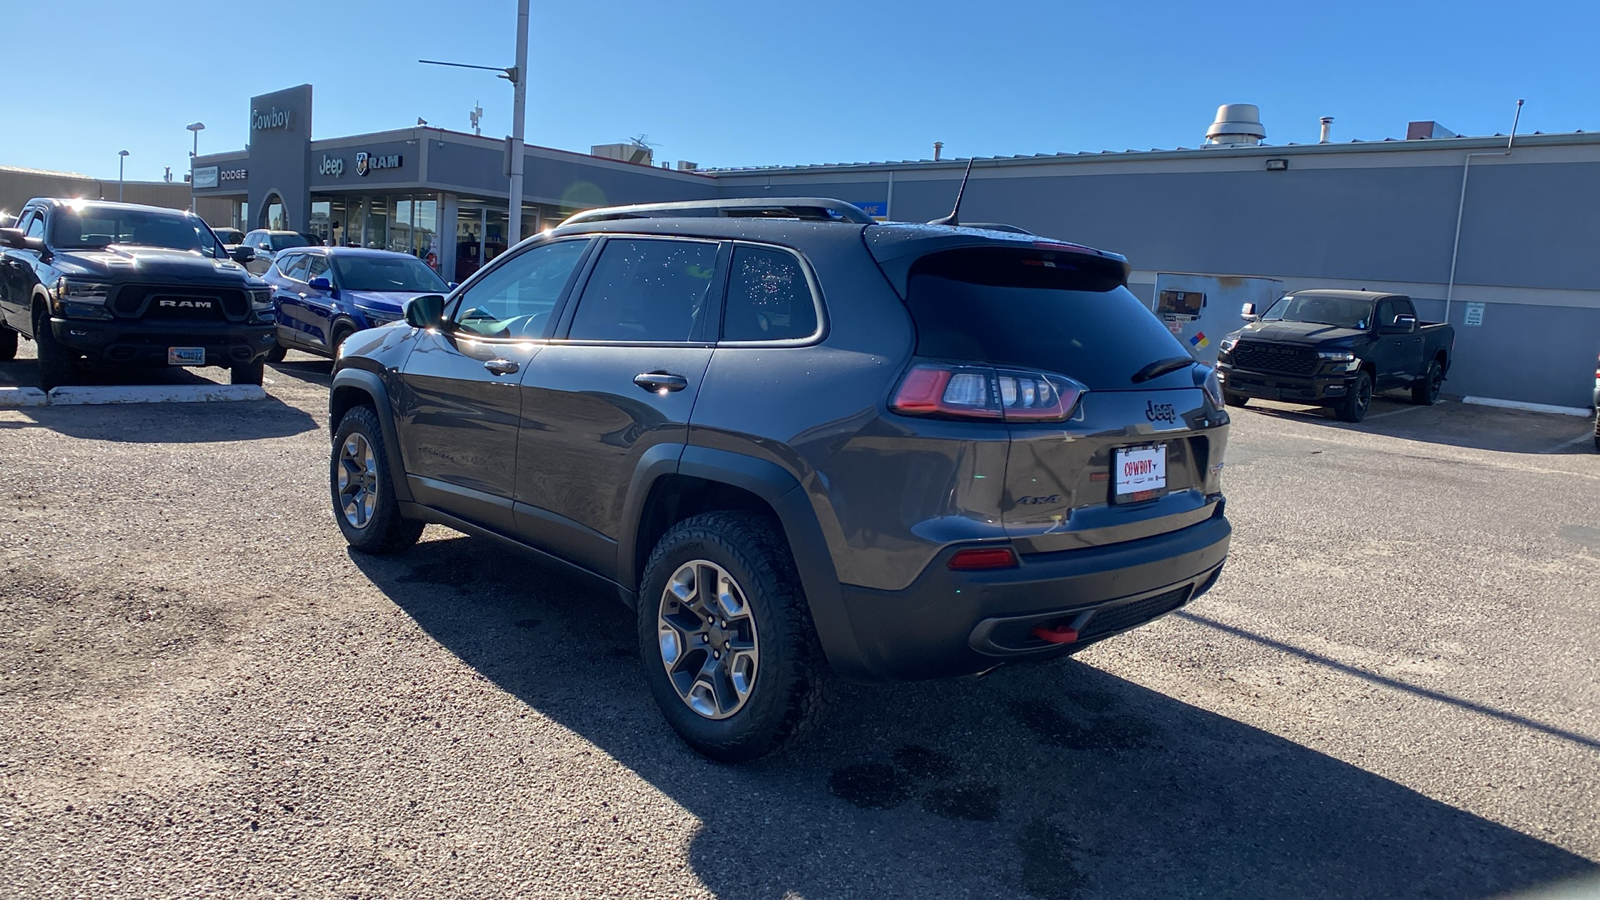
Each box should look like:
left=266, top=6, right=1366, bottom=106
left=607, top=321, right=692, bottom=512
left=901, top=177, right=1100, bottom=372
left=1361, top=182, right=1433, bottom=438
left=259, top=246, right=453, bottom=362
left=323, top=197, right=1234, bottom=760
left=0, top=199, right=275, bottom=389
left=1215, top=289, right=1455, bottom=422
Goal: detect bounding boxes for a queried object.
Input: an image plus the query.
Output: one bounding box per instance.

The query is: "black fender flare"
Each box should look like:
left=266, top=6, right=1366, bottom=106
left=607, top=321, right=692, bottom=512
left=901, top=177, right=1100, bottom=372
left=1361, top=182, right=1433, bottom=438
left=622, top=445, right=870, bottom=681
left=329, top=366, right=414, bottom=503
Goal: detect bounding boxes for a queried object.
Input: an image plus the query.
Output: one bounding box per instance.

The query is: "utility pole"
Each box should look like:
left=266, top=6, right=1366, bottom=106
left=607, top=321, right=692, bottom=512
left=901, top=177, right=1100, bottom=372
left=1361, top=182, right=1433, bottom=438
left=507, top=0, right=529, bottom=245
left=118, top=150, right=129, bottom=201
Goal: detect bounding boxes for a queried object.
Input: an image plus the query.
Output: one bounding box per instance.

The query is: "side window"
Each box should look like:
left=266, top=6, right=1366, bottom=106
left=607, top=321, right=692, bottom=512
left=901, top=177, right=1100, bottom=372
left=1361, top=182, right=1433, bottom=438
left=1375, top=298, right=1396, bottom=328
left=721, top=245, right=818, bottom=341
left=453, top=239, right=589, bottom=339
left=279, top=254, right=310, bottom=282
left=23, top=212, right=45, bottom=240
left=1393, top=297, right=1416, bottom=320
left=306, top=255, right=330, bottom=281
left=567, top=238, right=719, bottom=343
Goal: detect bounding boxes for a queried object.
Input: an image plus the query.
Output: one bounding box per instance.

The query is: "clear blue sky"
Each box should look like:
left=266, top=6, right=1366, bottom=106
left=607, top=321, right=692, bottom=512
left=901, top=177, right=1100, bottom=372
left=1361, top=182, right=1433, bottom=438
left=5, top=0, right=1596, bottom=182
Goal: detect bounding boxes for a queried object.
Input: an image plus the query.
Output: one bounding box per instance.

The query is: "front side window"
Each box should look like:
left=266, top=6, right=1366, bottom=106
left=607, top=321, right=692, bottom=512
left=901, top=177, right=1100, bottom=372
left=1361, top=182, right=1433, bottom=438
left=721, top=245, right=818, bottom=341
left=331, top=254, right=447, bottom=293
left=567, top=238, right=719, bottom=343
left=23, top=212, right=45, bottom=240
left=452, top=239, right=589, bottom=339
left=1375, top=299, right=1397, bottom=329
left=306, top=255, right=331, bottom=281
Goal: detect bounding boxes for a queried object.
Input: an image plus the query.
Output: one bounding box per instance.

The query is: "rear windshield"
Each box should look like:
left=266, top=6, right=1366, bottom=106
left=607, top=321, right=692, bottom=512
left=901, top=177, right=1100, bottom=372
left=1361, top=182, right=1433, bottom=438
left=270, top=233, right=310, bottom=251
left=906, top=248, right=1190, bottom=389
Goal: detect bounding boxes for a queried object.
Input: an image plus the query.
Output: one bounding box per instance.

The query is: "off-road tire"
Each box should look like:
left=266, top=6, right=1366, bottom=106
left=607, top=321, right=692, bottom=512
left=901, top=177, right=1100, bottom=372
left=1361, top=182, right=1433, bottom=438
left=231, top=358, right=265, bottom=385
left=1224, top=392, right=1249, bottom=408
left=330, top=405, right=424, bottom=554
left=638, top=512, right=831, bottom=763
left=265, top=343, right=288, bottom=364
left=1335, top=371, right=1373, bottom=423
left=33, top=309, right=74, bottom=391
left=1411, top=359, right=1443, bottom=406
left=0, top=327, right=16, bottom=361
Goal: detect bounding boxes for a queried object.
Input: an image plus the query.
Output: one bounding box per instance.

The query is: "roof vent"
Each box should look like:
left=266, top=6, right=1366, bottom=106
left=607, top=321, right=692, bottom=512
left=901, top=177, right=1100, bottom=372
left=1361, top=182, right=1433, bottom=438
left=1406, top=121, right=1458, bottom=140
left=1204, top=103, right=1266, bottom=147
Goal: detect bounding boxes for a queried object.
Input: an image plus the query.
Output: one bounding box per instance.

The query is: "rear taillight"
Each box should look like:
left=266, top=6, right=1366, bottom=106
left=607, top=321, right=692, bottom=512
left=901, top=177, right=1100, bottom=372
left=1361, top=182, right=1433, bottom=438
left=890, top=360, right=1085, bottom=422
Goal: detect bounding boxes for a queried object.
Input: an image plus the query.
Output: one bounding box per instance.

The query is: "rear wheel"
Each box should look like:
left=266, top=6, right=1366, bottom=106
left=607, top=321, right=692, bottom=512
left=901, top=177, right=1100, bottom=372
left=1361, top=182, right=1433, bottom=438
left=1224, top=392, right=1249, bottom=408
left=0, top=327, right=16, bottom=361
left=1411, top=359, right=1444, bottom=405
left=638, top=512, right=830, bottom=762
left=1335, top=371, right=1373, bottom=423
left=33, top=309, right=74, bottom=391
left=330, top=405, right=424, bottom=554
left=231, top=358, right=265, bottom=385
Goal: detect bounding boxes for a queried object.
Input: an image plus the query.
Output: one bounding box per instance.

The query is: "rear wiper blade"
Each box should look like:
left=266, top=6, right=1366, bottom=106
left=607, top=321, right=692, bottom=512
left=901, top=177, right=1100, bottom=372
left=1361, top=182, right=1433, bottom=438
left=1132, top=356, right=1195, bottom=384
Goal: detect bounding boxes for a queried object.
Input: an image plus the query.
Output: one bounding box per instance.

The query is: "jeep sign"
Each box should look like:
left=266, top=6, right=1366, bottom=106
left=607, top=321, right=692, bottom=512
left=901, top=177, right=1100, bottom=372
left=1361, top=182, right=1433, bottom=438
left=318, top=155, right=345, bottom=178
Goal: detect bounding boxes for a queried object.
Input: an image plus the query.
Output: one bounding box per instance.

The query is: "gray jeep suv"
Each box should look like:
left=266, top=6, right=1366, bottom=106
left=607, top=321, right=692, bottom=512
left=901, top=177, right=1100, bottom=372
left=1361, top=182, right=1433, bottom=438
left=327, top=199, right=1232, bottom=761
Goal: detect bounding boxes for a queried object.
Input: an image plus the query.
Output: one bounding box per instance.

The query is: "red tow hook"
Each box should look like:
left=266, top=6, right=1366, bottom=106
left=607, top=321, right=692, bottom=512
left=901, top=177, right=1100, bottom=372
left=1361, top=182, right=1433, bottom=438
left=1032, top=625, right=1079, bottom=644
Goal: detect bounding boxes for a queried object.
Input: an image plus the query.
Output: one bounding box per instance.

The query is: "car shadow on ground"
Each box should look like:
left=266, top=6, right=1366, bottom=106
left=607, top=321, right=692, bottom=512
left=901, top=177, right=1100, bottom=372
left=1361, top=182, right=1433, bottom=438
left=350, top=536, right=1597, bottom=899
left=267, top=356, right=335, bottom=389
left=1239, top=396, right=1596, bottom=455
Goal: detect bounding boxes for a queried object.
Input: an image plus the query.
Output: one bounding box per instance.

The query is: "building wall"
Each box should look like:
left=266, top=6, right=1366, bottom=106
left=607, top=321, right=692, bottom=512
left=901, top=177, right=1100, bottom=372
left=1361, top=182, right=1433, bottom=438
left=0, top=168, right=199, bottom=222
left=715, top=139, right=1600, bottom=409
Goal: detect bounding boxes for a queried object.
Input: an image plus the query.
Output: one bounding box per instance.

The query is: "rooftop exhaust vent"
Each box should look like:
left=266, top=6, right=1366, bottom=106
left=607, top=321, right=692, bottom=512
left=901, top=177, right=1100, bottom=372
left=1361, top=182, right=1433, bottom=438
left=1204, top=103, right=1266, bottom=147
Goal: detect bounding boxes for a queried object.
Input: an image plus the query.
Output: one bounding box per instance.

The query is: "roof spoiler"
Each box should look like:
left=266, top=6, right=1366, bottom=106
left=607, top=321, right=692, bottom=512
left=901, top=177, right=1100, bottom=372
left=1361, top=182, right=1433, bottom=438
left=562, top=197, right=876, bottom=226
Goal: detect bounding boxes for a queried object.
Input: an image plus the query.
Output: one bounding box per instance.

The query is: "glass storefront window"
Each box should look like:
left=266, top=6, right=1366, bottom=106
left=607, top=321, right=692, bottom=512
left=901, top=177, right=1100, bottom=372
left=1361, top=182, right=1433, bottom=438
left=310, top=200, right=331, bottom=244
left=415, top=198, right=438, bottom=270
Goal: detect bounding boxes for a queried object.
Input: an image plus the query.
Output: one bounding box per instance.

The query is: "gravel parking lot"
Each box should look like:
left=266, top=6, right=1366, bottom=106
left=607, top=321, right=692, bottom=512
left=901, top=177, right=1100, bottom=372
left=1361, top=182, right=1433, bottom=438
left=1, top=344, right=1597, bottom=899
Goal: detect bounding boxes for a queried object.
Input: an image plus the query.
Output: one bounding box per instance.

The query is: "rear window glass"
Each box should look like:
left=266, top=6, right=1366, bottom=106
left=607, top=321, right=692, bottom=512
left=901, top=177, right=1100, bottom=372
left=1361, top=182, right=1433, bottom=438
left=906, top=248, right=1189, bottom=389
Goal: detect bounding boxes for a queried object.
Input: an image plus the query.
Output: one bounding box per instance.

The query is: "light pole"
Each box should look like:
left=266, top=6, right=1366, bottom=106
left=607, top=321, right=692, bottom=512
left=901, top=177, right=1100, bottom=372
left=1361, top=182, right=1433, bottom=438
left=419, top=0, right=530, bottom=245
left=118, top=150, right=129, bottom=202
left=186, top=122, right=205, bottom=212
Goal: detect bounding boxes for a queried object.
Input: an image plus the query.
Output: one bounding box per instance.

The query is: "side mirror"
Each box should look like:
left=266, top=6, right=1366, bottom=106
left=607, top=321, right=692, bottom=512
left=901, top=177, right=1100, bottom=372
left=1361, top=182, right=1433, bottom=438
left=231, top=246, right=255, bottom=264
left=308, top=276, right=333, bottom=291
left=404, top=294, right=446, bottom=329
left=0, top=227, right=25, bottom=249
left=1382, top=314, right=1417, bottom=334
left=1241, top=302, right=1260, bottom=323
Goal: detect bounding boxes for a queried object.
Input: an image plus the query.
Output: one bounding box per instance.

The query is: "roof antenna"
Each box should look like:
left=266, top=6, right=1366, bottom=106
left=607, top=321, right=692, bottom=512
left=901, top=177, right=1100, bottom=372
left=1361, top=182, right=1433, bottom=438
left=928, top=158, right=975, bottom=227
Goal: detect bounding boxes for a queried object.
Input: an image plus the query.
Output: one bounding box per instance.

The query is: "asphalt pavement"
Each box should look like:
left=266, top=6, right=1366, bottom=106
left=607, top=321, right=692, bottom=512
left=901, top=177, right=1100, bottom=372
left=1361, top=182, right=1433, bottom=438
left=1, top=345, right=1597, bottom=899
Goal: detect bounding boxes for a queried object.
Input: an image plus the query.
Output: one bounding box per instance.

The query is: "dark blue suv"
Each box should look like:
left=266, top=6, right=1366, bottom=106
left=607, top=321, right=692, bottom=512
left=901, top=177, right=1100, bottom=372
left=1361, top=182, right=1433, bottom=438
left=263, top=247, right=452, bottom=361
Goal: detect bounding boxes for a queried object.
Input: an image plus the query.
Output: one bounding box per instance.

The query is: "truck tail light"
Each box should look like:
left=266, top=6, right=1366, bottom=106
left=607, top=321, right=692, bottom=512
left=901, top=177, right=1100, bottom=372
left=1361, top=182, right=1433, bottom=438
left=890, top=360, right=1085, bottom=423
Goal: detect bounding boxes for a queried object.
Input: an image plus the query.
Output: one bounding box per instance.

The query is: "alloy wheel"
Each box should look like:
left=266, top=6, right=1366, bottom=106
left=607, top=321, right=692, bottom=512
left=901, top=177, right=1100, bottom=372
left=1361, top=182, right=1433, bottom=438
left=657, top=560, right=760, bottom=720
left=1356, top=379, right=1372, bottom=416
left=336, top=433, right=379, bottom=529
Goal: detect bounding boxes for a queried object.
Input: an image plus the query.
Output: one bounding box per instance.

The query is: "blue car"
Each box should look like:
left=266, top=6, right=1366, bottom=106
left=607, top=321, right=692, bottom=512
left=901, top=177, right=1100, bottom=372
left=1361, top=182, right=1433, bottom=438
left=263, top=247, right=452, bottom=361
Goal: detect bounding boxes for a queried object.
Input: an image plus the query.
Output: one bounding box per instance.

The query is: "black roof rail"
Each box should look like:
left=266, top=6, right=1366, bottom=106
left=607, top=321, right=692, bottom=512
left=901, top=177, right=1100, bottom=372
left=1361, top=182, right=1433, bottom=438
left=562, top=197, right=876, bottom=226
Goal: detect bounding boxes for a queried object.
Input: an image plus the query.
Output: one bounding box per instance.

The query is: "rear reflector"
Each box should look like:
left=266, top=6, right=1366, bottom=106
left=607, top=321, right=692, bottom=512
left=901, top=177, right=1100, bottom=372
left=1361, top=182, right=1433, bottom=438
left=948, top=548, right=1019, bottom=571
left=1031, top=624, right=1079, bottom=644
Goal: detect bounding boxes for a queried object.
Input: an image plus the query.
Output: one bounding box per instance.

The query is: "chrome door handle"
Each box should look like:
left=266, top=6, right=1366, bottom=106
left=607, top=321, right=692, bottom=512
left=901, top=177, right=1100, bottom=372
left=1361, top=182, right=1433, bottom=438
left=484, top=358, right=520, bottom=376
left=634, top=372, right=688, bottom=393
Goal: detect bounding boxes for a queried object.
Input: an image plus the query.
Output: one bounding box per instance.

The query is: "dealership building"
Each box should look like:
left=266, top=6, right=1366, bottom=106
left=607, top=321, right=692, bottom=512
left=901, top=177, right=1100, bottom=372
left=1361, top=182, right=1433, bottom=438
left=194, top=86, right=1600, bottom=409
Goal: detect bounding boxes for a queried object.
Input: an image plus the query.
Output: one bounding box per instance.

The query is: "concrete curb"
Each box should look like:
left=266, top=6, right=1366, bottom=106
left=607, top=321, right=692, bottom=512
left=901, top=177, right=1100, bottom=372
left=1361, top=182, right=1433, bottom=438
left=1462, top=396, right=1592, bottom=417
left=43, top=385, right=269, bottom=406
left=0, top=387, right=50, bottom=408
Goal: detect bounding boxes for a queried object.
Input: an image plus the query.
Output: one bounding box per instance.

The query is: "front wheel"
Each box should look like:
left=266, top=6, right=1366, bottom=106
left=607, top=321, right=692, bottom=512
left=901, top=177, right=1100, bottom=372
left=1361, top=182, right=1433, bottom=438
left=231, top=358, right=265, bottom=385
left=1224, top=392, right=1249, bottom=408
left=330, top=405, right=424, bottom=554
left=1411, top=360, right=1444, bottom=405
left=265, top=343, right=288, bottom=364
left=33, top=311, right=74, bottom=391
left=1335, top=371, right=1373, bottom=423
left=638, top=512, right=830, bottom=763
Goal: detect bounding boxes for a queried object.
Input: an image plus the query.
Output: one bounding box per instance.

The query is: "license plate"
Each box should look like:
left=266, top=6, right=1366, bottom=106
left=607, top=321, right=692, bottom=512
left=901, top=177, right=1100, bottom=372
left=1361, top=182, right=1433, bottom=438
left=1114, top=445, right=1167, bottom=503
left=167, top=347, right=206, bottom=366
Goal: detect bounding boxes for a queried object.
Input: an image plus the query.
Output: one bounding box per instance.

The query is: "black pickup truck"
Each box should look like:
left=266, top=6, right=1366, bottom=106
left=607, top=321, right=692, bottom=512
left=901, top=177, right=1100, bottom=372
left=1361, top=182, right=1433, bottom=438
left=0, top=199, right=276, bottom=389
left=1215, top=289, right=1454, bottom=422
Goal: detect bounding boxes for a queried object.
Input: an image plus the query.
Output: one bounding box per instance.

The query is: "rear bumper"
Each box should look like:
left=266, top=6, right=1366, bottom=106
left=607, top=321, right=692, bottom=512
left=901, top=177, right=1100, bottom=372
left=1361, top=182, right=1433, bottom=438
left=1217, top=364, right=1351, bottom=403
left=51, top=317, right=277, bottom=367
left=825, top=508, right=1230, bottom=682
